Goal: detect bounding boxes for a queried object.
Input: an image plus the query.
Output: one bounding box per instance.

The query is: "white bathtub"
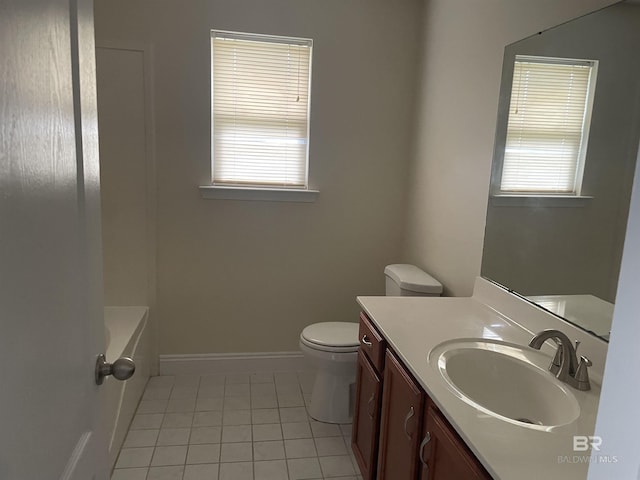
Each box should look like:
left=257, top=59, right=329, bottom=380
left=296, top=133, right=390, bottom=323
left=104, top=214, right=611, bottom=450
left=104, top=306, right=151, bottom=470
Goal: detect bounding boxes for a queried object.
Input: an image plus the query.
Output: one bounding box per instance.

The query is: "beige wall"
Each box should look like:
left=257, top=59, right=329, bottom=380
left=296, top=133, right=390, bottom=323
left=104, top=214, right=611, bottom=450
left=403, top=0, right=617, bottom=297
left=95, top=0, right=423, bottom=354
left=98, top=47, right=152, bottom=307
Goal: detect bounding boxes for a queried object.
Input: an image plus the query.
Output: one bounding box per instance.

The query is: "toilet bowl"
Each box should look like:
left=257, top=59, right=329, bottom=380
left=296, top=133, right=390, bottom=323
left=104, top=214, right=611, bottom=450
left=299, top=322, right=359, bottom=424
left=299, top=264, right=443, bottom=424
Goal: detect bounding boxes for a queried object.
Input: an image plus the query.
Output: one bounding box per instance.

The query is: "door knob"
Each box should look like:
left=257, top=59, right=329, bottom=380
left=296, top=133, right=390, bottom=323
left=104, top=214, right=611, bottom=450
left=95, top=354, right=135, bottom=385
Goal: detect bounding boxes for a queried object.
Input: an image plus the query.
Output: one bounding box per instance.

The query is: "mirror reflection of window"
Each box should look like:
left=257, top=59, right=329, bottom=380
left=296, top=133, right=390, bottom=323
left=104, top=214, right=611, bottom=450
left=500, top=56, right=598, bottom=195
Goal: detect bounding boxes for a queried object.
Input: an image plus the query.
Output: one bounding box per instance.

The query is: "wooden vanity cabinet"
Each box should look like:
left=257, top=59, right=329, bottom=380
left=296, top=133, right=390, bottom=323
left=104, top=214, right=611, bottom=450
left=352, top=312, right=493, bottom=480
left=352, top=313, right=386, bottom=480
left=418, top=404, right=492, bottom=480
left=377, top=350, right=425, bottom=480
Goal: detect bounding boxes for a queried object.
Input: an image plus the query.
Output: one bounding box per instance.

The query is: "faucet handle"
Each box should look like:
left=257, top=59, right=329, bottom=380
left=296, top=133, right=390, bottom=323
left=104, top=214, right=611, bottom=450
left=550, top=346, right=562, bottom=375
left=574, top=340, right=581, bottom=354
left=573, top=355, right=592, bottom=391
left=579, top=355, right=592, bottom=368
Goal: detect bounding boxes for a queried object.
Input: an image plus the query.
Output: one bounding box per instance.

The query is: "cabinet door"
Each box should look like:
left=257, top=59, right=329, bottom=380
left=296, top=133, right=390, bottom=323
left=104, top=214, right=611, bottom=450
left=418, top=405, right=492, bottom=480
left=377, top=350, right=425, bottom=480
left=352, top=350, right=383, bottom=480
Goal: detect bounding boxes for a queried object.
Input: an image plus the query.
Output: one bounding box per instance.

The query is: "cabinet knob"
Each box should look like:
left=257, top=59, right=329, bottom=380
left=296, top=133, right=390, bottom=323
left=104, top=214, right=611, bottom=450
left=361, top=334, right=373, bottom=347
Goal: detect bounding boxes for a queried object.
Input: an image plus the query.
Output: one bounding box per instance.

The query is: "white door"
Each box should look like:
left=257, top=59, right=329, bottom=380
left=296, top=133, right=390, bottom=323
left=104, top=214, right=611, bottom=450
left=0, top=0, right=109, bottom=479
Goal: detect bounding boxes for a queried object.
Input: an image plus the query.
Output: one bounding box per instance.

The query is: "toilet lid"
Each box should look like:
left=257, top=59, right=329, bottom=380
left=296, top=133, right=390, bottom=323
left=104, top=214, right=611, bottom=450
left=301, top=322, right=359, bottom=348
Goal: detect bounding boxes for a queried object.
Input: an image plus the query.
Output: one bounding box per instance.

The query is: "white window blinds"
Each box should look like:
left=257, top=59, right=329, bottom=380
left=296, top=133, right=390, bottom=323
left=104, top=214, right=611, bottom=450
left=500, top=56, right=597, bottom=194
left=211, top=31, right=312, bottom=188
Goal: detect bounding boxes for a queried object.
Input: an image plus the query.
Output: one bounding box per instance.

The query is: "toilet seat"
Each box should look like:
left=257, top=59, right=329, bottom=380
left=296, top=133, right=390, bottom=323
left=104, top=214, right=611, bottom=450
left=300, top=322, right=359, bottom=353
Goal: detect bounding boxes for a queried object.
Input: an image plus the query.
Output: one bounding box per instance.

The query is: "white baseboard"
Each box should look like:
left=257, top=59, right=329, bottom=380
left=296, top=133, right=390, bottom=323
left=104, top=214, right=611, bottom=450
left=158, top=351, right=309, bottom=376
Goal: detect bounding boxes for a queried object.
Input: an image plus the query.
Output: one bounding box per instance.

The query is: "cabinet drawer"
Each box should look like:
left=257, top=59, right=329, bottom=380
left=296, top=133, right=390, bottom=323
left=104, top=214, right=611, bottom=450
left=359, top=312, right=386, bottom=372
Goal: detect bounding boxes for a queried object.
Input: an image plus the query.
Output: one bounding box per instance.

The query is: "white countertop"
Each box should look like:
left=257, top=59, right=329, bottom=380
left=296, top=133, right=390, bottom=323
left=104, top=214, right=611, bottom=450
left=357, top=284, right=603, bottom=480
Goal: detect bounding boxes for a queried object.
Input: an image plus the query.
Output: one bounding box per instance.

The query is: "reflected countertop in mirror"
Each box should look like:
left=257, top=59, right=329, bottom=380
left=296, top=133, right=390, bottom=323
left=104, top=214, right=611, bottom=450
left=481, top=1, right=640, bottom=342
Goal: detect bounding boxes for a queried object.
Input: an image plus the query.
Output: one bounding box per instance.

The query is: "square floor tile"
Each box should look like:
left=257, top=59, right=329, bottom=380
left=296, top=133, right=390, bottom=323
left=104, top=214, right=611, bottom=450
left=319, top=455, right=356, bottom=477
left=147, top=465, right=184, bottom=480
left=137, top=400, right=167, bottom=414
left=224, top=396, right=251, bottom=410
left=225, top=384, right=251, bottom=397
left=287, top=457, right=321, bottom=480
left=174, top=375, right=201, bottom=388
left=252, top=409, right=280, bottom=425
left=193, top=411, right=223, bottom=427
left=115, top=448, right=154, bottom=468
left=111, top=468, right=148, bottom=480
left=184, top=463, right=220, bottom=480
left=219, top=462, right=253, bottom=480
left=225, top=374, right=250, bottom=384
left=187, top=443, right=221, bottom=464
left=277, top=395, right=304, bottom=408
left=254, top=459, right=288, bottom=480
left=253, top=424, right=283, bottom=442
left=253, top=441, right=285, bottom=461
left=197, top=397, right=224, bottom=411
left=251, top=384, right=276, bottom=396
left=200, top=374, right=226, bottom=387
left=143, top=386, right=172, bottom=401
left=250, top=373, right=274, bottom=384
left=220, top=442, right=253, bottom=462
left=131, top=414, right=164, bottom=430
left=123, top=429, right=159, bottom=448
left=223, top=410, right=251, bottom=426
left=279, top=407, right=308, bottom=423
left=315, top=436, right=348, bottom=456
left=222, top=425, right=252, bottom=443
left=198, top=386, right=225, bottom=398
left=282, top=422, right=311, bottom=440
left=166, top=397, right=196, bottom=413
left=151, top=445, right=187, bottom=466
left=156, top=428, right=190, bottom=446
left=310, top=421, right=341, bottom=437
left=275, top=384, right=300, bottom=396
left=162, top=413, right=193, bottom=428
left=190, top=426, right=222, bottom=444
left=170, top=386, right=198, bottom=399
left=274, top=372, right=299, bottom=385
left=251, top=395, right=278, bottom=409
left=285, top=438, right=316, bottom=459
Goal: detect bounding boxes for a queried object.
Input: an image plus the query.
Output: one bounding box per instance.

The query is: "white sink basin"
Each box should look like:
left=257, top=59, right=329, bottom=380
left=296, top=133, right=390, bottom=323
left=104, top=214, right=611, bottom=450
left=429, top=340, right=580, bottom=430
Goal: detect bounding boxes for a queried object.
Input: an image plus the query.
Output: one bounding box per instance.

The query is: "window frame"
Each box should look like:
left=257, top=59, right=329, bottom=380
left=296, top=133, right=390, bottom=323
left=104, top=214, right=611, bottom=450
left=208, top=29, right=314, bottom=194
left=491, top=55, right=599, bottom=199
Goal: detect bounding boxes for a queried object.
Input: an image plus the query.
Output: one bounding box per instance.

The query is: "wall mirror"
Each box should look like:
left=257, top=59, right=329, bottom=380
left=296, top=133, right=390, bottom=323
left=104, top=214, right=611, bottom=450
left=482, top=0, right=640, bottom=342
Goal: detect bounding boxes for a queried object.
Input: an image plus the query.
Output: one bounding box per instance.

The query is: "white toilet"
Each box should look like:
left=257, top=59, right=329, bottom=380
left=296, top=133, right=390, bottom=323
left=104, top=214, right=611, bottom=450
left=299, top=264, right=442, bottom=424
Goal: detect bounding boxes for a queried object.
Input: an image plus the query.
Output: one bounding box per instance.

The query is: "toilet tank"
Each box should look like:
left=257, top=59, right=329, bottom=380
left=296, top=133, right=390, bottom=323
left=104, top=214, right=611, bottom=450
left=384, top=264, right=443, bottom=297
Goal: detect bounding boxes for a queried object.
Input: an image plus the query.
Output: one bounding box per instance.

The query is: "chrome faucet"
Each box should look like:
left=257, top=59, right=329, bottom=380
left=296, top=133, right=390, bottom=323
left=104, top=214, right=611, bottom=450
left=528, top=329, right=592, bottom=391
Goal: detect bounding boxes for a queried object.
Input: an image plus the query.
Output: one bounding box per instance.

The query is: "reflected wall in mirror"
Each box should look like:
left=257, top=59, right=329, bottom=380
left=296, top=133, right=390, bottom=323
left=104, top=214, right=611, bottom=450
left=482, top=1, right=640, bottom=342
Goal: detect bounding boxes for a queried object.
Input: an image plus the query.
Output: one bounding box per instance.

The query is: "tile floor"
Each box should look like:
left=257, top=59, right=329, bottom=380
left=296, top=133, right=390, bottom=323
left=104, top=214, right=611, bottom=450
left=112, top=372, right=364, bottom=480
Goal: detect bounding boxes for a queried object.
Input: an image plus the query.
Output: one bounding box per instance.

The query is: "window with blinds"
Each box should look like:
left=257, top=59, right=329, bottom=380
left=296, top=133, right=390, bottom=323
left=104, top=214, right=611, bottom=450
left=500, top=56, right=598, bottom=194
left=211, top=31, right=312, bottom=188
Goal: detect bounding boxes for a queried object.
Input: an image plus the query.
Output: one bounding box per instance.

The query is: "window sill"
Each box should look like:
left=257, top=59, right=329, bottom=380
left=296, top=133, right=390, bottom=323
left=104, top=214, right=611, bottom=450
left=490, top=194, right=593, bottom=208
left=199, top=185, right=319, bottom=203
